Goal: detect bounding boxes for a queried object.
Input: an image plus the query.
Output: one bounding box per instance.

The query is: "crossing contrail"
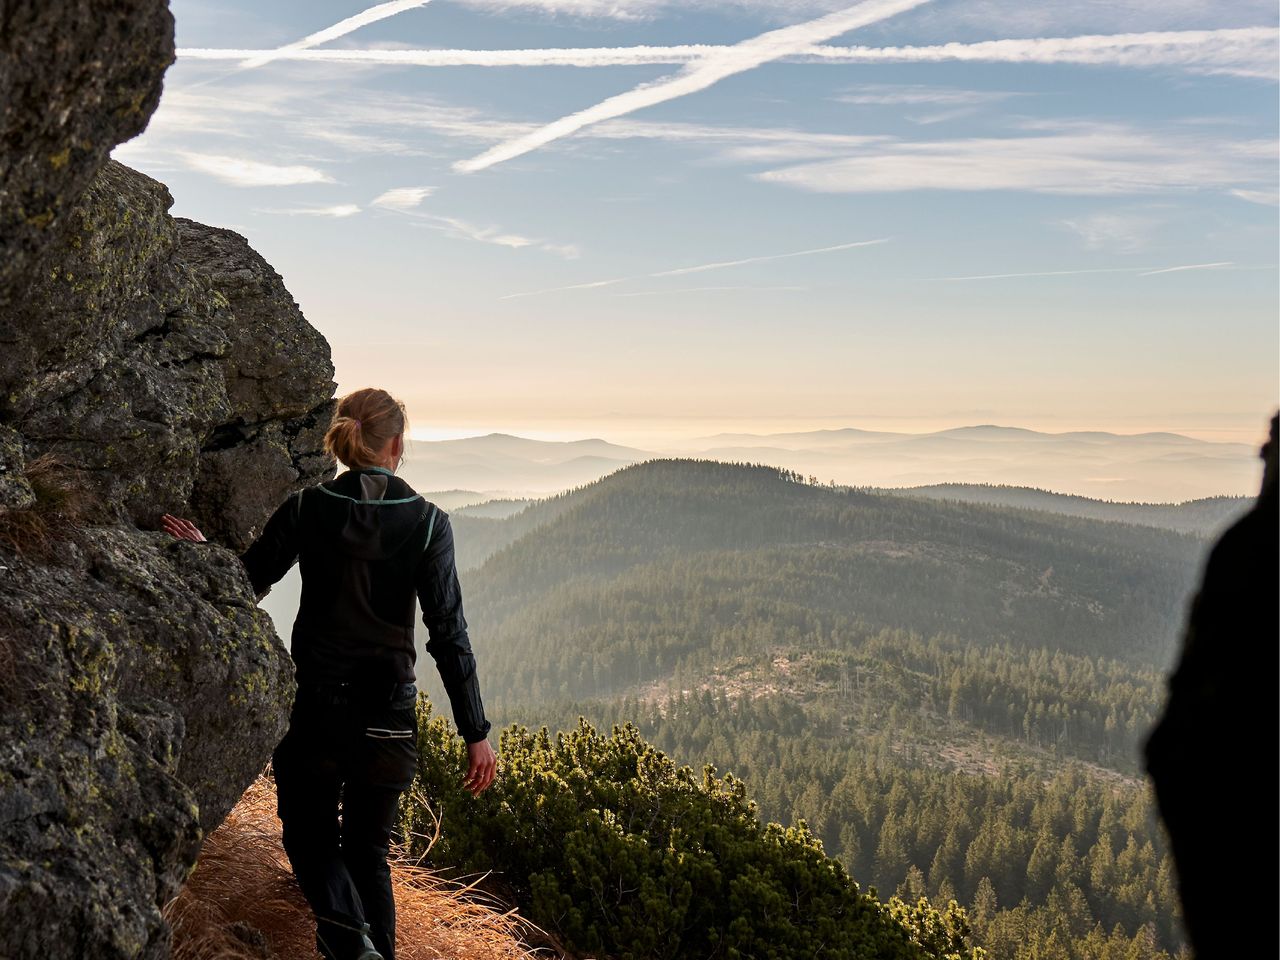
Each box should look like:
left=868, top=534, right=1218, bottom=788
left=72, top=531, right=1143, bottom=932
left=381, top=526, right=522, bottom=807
left=238, top=0, right=433, bottom=70
left=452, top=0, right=930, bottom=173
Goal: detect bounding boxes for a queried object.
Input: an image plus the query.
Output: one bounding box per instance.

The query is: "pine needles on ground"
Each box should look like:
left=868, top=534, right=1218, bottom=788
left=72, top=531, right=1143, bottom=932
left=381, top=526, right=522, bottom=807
left=166, top=775, right=546, bottom=960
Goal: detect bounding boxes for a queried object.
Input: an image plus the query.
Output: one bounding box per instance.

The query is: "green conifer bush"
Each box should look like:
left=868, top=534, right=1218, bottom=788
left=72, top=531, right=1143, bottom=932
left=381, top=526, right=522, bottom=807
left=405, top=704, right=983, bottom=960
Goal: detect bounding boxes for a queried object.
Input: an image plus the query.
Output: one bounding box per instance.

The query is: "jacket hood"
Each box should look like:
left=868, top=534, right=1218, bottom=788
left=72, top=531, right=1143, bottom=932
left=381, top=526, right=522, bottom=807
left=311, top=466, right=433, bottom=561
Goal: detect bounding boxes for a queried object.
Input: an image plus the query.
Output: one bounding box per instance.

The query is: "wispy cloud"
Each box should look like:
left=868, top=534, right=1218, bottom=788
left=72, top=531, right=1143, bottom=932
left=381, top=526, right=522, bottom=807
left=590, top=120, right=888, bottom=163
left=409, top=213, right=582, bottom=257
left=833, top=84, right=1026, bottom=126
left=1056, top=211, right=1162, bottom=254
left=176, top=27, right=1279, bottom=79
left=754, top=124, right=1274, bottom=196
left=500, top=237, right=886, bottom=298
left=371, top=186, right=436, bottom=210
left=452, top=0, right=671, bottom=19
left=452, top=0, right=929, bottom=172
left=176, top=152, right=335, bottom=186
left=1137, top=260, right=1233, bottom=276
left=238, top=0, right=434, bottom=70
left=305, top=128, right=435, bottom=156
left=255, top=204, right=363, bottom=217
left=834, top=84, right=1021, bottom=106
left=1230, top=188, right=1280, bottom=205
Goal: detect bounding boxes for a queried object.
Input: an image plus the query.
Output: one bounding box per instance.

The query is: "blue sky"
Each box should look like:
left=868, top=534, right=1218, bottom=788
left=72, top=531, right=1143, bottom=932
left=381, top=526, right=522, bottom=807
left=113, top=0, right=1279, bottom=446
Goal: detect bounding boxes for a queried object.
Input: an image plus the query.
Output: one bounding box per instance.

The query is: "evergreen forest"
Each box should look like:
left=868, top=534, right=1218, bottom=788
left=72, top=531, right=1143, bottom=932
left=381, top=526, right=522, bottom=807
left=413, top=459, right=1212, bottom=959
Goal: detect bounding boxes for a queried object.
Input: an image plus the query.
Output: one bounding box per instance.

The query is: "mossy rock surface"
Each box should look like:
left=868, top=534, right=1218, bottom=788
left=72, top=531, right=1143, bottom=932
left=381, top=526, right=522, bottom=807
left=0, top=5, right=339, bottom=957
left=0, top=1, right=174, bottom=311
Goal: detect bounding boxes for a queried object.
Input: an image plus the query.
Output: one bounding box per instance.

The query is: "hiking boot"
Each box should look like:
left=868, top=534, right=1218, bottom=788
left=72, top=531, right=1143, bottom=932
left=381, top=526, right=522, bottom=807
left=316, top=915, right=383, bottom=960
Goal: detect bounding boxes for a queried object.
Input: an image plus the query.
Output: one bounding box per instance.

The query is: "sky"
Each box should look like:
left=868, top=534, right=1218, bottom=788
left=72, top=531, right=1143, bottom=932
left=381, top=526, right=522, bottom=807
left=111, top=0, right=1279, bottom=449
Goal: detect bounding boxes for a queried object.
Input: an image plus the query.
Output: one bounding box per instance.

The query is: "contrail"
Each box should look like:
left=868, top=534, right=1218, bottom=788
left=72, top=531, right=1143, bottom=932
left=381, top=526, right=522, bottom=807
left=499, top=276, right=631, bottom=299
left=500, top=237, right=887, bottom=299
left=809, top=27, right=1277, bottom=75
left=1137, top=261, right=1233, bottom=276
left=179, top=44, right=717, bottom=67
left=452, top=0, right=930, bottom=173
left=615, top=285, right=807, bottom=296
left=930, top=267, right=1143, bottom=281
left=652, top=238, right=887, bottom=277
left=238, top=0, right=433, bottom=70
left=175, top=27, right=1276, bottom=78
left=931, top=262, right=1237, bottom=281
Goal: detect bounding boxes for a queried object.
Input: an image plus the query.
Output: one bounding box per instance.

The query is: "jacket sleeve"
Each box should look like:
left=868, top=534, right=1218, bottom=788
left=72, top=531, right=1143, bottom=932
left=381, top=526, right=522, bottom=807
left=415, top=509, right=491, bottom=744
left=238, top=491, right=303, bottom=599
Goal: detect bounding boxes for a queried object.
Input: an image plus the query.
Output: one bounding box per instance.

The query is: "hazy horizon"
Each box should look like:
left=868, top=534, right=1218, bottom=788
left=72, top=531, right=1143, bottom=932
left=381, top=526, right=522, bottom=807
left=404, top=412, right=1277, bottom=448
left=384, top=419, right=1269, bottom=503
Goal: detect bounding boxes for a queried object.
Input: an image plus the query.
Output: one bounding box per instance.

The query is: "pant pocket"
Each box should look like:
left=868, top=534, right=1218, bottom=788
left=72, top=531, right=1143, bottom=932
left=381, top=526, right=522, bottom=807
left=358, top=703, right=419, bottom=789
left=363, top=726, right=414, bottom=740
left=363, top=700, right=416, bottom=739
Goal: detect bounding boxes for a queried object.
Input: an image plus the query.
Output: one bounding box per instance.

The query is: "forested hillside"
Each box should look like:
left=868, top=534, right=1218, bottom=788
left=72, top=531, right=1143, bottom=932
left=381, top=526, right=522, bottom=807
left=415, top=458, right=1210, bottom=959
left=452, top=459, right=1205, bottom=704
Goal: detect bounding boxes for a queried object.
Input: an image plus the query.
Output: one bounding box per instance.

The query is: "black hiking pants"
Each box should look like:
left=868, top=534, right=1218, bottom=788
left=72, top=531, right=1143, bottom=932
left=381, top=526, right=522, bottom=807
left=273, top=680, right=419, bottom=960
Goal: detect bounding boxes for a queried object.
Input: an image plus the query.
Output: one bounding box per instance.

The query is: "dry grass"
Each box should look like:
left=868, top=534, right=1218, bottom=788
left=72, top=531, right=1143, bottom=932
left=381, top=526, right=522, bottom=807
left=0, top=452, right=103, bottom=560
left=165, top=775, right=548, bottom=960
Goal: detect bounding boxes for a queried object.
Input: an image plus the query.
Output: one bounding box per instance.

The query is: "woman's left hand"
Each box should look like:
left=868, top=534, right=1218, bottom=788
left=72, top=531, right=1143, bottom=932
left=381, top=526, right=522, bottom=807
left=162, top=513, right=207, bottom=542
left=462, top=739, right=498, bottom=796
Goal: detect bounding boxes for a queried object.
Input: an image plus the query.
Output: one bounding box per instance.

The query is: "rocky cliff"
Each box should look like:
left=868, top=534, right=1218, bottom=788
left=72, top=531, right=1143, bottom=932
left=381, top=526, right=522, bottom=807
left=0, top=3, right=337, bottom=957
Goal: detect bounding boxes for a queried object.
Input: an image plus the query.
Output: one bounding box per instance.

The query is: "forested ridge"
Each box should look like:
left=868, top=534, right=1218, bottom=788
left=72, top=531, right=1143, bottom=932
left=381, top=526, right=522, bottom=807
left=413, top=459, right=1209, bottom=958
left=875, top=484, right=1247, bottom=537
left=453, top=458, right=1205, bottom=704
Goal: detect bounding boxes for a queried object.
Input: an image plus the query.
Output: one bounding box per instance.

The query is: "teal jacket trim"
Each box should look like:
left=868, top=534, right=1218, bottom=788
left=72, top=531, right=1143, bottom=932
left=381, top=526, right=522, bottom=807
left=315, top=484, right=423, bottom=506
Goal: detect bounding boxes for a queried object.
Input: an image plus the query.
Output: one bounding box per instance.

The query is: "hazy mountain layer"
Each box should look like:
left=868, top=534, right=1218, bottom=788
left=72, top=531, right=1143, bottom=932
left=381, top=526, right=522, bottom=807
left=400, top=425, right=1259, bottom=502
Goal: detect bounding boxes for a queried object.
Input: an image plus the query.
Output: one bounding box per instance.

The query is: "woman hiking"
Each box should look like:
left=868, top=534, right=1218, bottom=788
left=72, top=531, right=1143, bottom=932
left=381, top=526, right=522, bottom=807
left=162, top=387, right=496, bottom=960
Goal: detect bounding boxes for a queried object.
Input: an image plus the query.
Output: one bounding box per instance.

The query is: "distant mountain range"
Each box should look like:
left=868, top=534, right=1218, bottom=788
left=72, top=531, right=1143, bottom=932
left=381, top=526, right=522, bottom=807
left=396, top=432, right=653, bottom=497
left=398, top=425, right=1260, bottom=503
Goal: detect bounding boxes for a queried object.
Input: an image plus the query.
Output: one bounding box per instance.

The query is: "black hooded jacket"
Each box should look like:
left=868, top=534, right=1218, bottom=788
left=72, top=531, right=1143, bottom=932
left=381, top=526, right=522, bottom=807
left=239, top=465, right=491, bottom=743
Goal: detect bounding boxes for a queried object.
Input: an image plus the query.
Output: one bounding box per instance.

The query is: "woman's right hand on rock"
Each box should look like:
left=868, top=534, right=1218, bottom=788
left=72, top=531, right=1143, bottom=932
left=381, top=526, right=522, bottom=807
left=161, top=513, right=207, bottom=542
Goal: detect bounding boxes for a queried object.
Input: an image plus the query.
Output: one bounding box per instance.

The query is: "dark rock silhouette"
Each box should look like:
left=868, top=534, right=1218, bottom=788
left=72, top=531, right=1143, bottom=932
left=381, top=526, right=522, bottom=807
left=1144, top=412, right=1279, bottom=958
left=0, top=5, right=337, bottom=958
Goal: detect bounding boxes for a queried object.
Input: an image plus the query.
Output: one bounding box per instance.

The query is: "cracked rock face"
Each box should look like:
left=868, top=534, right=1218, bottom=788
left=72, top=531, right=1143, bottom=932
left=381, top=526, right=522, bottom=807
left=0, top=0, right=174, bottom=311
left=1, top=161, right=337, bottom=549
left=0, top=8, right=338, bottom=956
left=0, top=528, right=290, bottom=959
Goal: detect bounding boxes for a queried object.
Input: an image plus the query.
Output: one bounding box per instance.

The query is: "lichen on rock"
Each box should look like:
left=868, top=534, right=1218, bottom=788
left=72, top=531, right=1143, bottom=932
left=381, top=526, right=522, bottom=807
left=0, top=0, right=175, bottom=313
left=0, top=5, right=338, bottom=957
